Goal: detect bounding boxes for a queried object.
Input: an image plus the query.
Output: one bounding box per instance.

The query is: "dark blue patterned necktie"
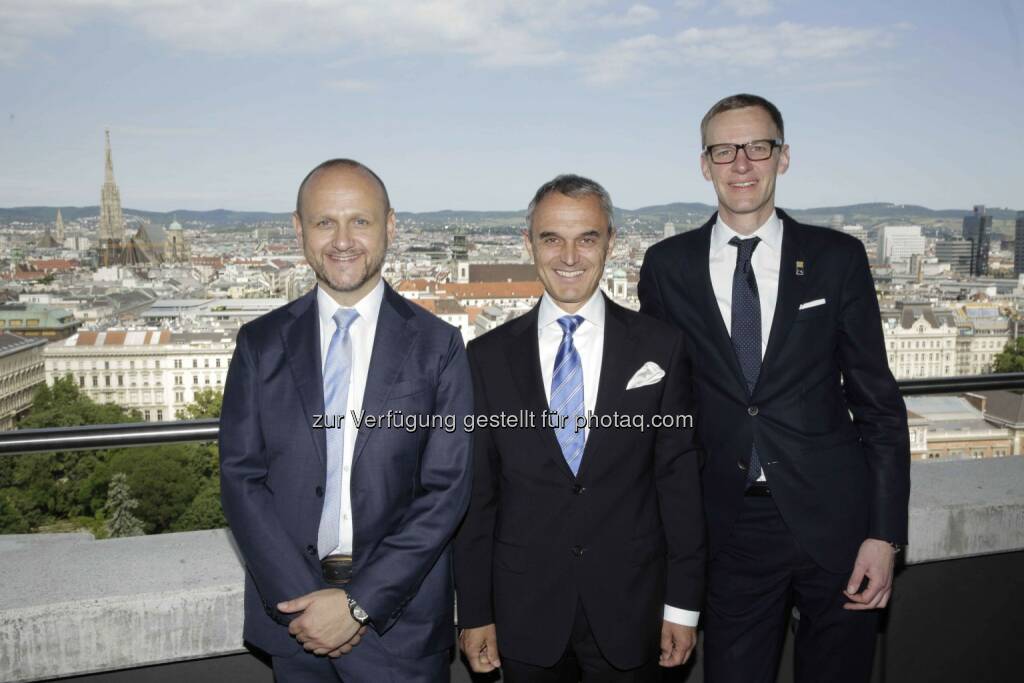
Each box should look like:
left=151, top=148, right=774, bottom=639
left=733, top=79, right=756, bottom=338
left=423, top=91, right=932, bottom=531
left=729, top=236, right=763, bottom=484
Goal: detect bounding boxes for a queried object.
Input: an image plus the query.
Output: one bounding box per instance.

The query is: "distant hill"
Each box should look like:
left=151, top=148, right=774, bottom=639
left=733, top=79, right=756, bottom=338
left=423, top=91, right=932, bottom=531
left=0, top=202, right=1018, bottom=228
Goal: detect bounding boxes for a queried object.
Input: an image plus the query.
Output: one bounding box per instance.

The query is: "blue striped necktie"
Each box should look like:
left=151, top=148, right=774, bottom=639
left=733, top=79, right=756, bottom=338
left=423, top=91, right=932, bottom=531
left=729, top=236, right=763, bottom=485
left=551, top=315, right=586, bottom=476
left=317, top=307, right=359, bottom=559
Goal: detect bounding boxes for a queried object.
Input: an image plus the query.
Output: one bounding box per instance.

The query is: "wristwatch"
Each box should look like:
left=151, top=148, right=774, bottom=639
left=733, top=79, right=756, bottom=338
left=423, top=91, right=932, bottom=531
left=347, top=595, right=371, bottom=626
left=888, top=542, right=904, bottom=555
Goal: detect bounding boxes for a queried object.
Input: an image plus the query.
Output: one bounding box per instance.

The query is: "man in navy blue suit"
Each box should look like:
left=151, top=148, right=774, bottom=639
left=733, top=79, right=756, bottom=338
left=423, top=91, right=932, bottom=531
left=639, top=94, right=909, bottom=683
left=220, top=158, right=473, bottom=682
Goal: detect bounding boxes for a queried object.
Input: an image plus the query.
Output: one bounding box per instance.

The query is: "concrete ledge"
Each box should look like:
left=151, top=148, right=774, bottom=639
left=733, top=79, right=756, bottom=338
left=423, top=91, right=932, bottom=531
left=0, top=530, right=246, bottom=682
left=2, top=457, right=1024, bottom=681
left=905, top=456, right=1024, bottom=564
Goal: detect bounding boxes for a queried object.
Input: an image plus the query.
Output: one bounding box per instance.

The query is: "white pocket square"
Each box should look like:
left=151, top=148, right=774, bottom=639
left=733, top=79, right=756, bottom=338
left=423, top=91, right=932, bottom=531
left=627, top=361, right=665, bottom=390
left=798, top=298, right=826, bottom=311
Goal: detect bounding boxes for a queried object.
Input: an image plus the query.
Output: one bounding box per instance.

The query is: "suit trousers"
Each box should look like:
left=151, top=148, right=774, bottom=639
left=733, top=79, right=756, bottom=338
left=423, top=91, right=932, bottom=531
left=703, top=495, right=878, bottom=683
left=271, top=629, right=449, bottom=683
left=501, top=600, right=661, bottom=683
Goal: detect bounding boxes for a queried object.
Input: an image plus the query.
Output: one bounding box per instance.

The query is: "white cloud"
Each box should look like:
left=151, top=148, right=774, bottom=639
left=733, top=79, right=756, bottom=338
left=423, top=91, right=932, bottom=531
left=0, top=0, right=597, bottom=68
left=584, top=21, right=894, bottom=85
left=583, top=33, right=674, bottom=85
left=720, top=0, right=776, bottom=18
left=323, top=79, right=374, bottom=92
left=674, top=22, right=890, bottom=66
left=598, top=4, right=660, bottom=28
left=674, top=0, right=706, bottom=11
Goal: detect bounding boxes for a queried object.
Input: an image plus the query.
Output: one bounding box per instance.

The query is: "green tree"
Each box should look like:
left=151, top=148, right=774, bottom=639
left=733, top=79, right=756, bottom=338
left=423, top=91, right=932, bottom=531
left=993, top=337, right=1024, bottom=373
left=102, top=472, right=144, bottom=537
left=0, top=490, right=29, bottom=534
left=174, top=477, right=226, bottom=531
left=0, top=375, right=141, bottom=533
left=182, top=388, right=223, bottom=419
left=105, top=446, right=201, bottom=533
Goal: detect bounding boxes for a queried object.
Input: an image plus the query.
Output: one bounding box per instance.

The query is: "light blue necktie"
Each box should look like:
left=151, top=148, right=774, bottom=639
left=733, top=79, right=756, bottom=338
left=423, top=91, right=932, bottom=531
left=317, top=308, right=359, bottom=559
left=551, top=315, right=586, bottom=476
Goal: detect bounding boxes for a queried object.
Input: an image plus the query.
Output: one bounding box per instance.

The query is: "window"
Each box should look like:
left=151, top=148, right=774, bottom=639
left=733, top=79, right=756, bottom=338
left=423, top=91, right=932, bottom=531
left=193, top=359, right=198, bottom=368
left=156, top=409, right=163, bottom=421
left=144, top=410, right=151, bottom=421
left=174, top=375, right=183, bottom=385
left=215, top=358, right=221, bottom=368
left=79, top=376, right=84, bottom=387
left=105, top=376, right=111, bottom=387
left=117, top=375, right=123, bottom=386
left=104, top=361, right=109, bottom=370
left=130, top=360, right=135, bottom=369
left=92, top=376, right=98, bottom=387
left=204, top=358, right=209, bottom=368
left=174, top=359, right=182, bottom=369
left=193, top=375, right=199, bottom=385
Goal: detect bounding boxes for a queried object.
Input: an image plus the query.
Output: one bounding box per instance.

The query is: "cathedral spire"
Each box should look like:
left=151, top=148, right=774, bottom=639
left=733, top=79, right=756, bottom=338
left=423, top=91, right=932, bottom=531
left=99, top=129, right=125, bottom=247
left=104, top=129, right=115, bottom=184
left=55, top=208, right=65, bottom=242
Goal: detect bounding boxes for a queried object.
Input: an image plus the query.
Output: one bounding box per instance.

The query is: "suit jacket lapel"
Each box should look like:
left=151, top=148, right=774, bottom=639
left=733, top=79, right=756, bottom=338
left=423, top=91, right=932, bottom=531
left=759, top=209, right=807, bottom=388
left=352, top=283, right=419, bottom=467
left=507, top=304, right=576, bottom=481
left=691, top=216, right=749, bottom=393
left=575, top=296, right=633, bottom=481
left=282, top=289, right=327, bottom=467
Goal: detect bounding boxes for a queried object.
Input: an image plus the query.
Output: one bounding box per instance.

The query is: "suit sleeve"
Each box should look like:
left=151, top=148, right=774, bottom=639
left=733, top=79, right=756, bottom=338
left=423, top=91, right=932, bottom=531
left=219, top=324, right=322, bottom=626
left=344, top=327, right=474, bottom=634
left=638, top=250, right=666, bottom=322
left=835, top=242, right=911, bottom=544
left=451, top=343, right=501, bottom=628
left=655, top=331, right=706, bottom=611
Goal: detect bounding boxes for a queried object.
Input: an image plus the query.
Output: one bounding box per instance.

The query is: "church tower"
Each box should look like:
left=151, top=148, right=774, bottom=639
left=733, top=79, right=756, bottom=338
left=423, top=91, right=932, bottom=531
left=98, top=129, right=126, bottom=265
left=55, top=208, right=65, bottom=242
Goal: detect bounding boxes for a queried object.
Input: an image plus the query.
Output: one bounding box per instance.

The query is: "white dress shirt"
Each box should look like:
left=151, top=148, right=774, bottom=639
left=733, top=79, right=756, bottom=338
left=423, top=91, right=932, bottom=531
left=709, top=212, right=783, bottom=484
left=537, top=289, right=699, bottom=627
left=316, top=278, right=385, bottom=556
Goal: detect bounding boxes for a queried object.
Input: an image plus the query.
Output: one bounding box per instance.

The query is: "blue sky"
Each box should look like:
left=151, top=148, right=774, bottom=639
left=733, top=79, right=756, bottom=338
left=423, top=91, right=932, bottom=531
left=1, top=0, right=1021, bottom=213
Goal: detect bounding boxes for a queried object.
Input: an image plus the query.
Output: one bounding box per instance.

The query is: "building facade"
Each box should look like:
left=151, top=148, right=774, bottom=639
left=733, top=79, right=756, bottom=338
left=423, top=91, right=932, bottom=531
left=44, top=330, right=235, bottom=422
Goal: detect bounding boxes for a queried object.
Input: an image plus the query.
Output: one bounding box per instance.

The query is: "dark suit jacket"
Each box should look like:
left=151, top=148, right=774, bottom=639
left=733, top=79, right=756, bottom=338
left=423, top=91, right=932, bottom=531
left=638, top=209, right=910, bottom=573
left=453, top=296, right=705, bottom=670
left=219, top=283, right=473, bottom=659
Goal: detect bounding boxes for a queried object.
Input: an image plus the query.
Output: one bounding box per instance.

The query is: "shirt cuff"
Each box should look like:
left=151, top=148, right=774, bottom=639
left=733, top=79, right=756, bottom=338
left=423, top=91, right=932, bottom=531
left=663, top=604, right=700, bottom=627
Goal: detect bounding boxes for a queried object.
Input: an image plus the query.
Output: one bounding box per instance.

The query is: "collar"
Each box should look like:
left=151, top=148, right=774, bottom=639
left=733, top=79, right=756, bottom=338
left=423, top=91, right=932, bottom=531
left=316, top=277, right=385, bottom=334
left=710, top=210, right=783, bottom=255
left=538, top=287, right=606, bottom=333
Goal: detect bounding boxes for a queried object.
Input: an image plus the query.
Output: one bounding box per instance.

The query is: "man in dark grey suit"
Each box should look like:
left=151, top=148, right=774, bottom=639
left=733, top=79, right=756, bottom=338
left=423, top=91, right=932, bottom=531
left=220, top=159, right=473, bottom=682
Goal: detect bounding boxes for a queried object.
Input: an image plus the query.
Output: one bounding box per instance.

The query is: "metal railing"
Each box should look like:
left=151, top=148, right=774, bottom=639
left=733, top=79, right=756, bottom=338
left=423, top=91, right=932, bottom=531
left=2, top=372, right=1024, bottom=456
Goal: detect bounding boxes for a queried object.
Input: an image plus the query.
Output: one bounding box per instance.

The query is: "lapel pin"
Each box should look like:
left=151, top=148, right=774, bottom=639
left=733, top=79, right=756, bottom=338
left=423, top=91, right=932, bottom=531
left=795, top=260, right=805, bottom=276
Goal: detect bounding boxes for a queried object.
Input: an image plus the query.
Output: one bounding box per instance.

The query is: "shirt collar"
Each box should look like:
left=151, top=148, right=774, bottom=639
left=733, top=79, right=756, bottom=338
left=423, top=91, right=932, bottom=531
left=710, top=211, right=783, bottom=255
left=538, top=287, right=606, bottom=332
left=316, top=277, right=385, bottom=335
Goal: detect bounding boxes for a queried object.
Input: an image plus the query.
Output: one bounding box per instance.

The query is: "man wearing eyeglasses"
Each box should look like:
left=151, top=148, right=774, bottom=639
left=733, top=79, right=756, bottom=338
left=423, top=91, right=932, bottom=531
left=638, top=94, right=910, bottom=683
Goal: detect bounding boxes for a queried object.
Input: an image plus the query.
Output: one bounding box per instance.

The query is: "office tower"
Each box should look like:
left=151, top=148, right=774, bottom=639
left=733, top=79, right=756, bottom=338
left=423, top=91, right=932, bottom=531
left=963, top=205, right=992, bottom=277
left=935, top=239, right=974, bottom=276
left=877, top=225, right=925, bottom=265
left=1015, top=211, right=1024, bottom=276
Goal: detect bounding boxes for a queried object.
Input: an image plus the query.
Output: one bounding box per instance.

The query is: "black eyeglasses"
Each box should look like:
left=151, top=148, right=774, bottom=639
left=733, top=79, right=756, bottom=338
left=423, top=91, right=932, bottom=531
left=704, top=139, right=783, bottom=164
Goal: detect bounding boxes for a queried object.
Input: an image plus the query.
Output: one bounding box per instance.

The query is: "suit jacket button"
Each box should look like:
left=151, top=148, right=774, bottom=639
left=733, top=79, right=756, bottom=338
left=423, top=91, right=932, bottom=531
left=306, top=545, right=317, bottom=556
left=315, top=486, right=324, bottom=498
left=573, top=484, right=585, bottom=495
left=748, top=406, right=759, bottom=416
left=572, top=545, right=584, bottom=557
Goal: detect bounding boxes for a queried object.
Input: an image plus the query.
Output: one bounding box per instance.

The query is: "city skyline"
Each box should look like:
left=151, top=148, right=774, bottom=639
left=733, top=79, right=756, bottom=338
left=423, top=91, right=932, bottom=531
left=1, top=1, right=1022, bottom=212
